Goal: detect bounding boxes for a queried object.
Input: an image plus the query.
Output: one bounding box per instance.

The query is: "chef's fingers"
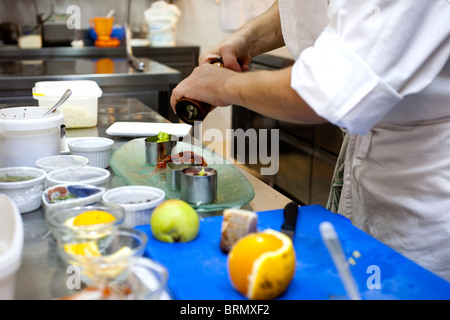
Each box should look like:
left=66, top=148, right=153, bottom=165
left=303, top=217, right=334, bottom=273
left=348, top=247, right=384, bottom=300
left=220, top=44, right=244, bottom=72
left=199, top=53, right=219, bottom=65
left=170, top=85, right=182, bottom=113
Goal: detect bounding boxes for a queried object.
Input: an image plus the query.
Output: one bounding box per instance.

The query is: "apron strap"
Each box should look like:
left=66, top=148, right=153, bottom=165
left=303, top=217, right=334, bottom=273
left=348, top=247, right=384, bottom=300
left=326, top=129, right=349, bottom=213
left=326, top=129, right=373, bottom=213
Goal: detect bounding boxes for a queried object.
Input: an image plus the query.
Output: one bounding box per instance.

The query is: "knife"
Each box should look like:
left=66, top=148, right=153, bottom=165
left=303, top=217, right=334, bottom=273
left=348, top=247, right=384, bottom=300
left=281, top=201, right=299, bottom=239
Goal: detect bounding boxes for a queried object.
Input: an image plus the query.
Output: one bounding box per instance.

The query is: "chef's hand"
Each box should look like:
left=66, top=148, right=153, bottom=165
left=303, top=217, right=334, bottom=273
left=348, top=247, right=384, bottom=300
left=170, top=64, right=238, bottom=113
left=199, top=34, right=252, bottom=73
left=170, top=33, right=251, bottom=114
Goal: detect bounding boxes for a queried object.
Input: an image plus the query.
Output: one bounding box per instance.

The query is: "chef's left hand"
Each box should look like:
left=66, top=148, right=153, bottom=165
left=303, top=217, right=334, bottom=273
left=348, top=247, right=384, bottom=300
left=170, top=64, right=238, bottom=114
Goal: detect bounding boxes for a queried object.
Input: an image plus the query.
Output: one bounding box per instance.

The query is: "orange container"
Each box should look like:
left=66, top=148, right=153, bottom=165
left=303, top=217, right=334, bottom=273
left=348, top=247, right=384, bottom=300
left=90, top=17, right=114, bottom=41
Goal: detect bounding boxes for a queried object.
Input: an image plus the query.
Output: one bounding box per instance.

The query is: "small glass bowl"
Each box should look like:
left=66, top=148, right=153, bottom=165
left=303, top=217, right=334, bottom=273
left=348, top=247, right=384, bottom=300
left=127, top=257, right=170, bottom=300
left=45, top=202, right=125, bottom=244
left=57, top=257, right=169, bottom=300
left=57, top=227, right=148, bottom=285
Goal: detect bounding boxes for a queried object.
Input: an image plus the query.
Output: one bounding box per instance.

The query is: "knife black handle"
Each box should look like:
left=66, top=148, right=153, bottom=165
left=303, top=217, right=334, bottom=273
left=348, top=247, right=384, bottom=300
left=282, top=201, right=299, bottom=232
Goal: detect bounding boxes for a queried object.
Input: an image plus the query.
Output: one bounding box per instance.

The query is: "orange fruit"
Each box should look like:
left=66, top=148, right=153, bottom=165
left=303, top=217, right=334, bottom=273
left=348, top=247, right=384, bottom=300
left=72, top=210, right=116, bottom=226
left=64, top=241, right=101, bottom=257
left=227, top=229, right=296, bottom=300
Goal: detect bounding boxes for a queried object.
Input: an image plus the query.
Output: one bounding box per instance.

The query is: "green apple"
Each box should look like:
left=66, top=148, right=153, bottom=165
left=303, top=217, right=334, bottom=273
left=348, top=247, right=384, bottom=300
left=150, top=199, right=200, bottom=243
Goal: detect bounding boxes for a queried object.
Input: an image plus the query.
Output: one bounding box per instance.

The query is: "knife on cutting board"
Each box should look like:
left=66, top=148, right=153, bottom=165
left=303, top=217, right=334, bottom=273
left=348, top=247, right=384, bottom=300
left=280, top=201, right=299, bottom=239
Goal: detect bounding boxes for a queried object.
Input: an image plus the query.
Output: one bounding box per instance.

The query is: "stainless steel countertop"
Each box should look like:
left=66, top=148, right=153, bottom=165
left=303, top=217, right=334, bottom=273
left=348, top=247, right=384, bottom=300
left=11, top=97, right=291, bottom=300
left=0, top=42, right=199, bottom=60
left=0, top=58, right=180, bottom=91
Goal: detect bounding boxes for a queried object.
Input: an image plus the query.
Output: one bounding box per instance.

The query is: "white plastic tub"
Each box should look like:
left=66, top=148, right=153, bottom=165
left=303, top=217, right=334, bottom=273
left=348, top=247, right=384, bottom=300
left=0, top=107, right=64, bottom=168
left=0, top=195, right=24, bottom=300
left=32, top=80, right=102, bottom=129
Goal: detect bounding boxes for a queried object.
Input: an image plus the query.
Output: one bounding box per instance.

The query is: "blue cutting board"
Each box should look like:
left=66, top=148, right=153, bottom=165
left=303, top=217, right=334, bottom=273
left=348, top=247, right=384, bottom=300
left=136, top=205, right=450, bottom=300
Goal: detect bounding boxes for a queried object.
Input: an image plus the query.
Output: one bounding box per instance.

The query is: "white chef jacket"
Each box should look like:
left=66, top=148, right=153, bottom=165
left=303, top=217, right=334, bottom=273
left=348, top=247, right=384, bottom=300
left=279, top=0, right=450, bottom=281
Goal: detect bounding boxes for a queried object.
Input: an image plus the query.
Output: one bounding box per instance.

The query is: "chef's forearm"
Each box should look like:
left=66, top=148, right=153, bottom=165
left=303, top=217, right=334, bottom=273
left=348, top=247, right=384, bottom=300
left=225, top=66, right=325, bottom=124
left=235, top=1, right=285, bottom=57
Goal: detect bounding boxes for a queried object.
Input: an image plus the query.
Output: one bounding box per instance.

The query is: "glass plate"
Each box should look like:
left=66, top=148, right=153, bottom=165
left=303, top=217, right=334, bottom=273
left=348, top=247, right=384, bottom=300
left=109, top=138, right=255, bottom=212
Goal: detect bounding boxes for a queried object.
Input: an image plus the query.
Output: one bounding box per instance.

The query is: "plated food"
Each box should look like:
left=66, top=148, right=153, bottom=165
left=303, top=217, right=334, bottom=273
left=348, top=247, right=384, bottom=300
left=109, top=139, right=255, bottom=212
left=156, top=151, right=208, bottom=170
left=144, top=132, right=177, bottom=166
left=180, top=166, right=217, bottom=204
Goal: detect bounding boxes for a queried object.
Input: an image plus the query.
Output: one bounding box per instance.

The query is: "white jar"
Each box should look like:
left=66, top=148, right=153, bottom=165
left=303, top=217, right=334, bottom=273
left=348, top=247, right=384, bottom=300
left=0, top=107, right=64, bottom=168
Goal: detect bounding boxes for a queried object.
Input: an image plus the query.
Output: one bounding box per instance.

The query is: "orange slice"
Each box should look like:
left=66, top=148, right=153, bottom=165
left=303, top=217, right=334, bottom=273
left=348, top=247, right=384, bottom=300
left=72, top=210, right=116, bottom=226
left=227, top=229, right=296, bottom=300
left=64, top=241, right=101, bottom=257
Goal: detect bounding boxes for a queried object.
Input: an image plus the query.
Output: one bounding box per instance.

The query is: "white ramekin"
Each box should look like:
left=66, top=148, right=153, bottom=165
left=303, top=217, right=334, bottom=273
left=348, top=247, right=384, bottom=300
left=0, top=167, right=47, bottom=213
left=102, top=186, right=166, bottom=227
left=36, top=155, right=89, bottom=172
left=68, top=137, right=114, bottom=169
left=45, top=166, right=110, bottom=189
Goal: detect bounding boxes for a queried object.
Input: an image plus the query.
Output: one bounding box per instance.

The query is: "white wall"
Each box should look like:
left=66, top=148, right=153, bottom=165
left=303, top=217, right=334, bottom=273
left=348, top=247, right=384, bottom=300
left=174, top=0, right=291, bottom=57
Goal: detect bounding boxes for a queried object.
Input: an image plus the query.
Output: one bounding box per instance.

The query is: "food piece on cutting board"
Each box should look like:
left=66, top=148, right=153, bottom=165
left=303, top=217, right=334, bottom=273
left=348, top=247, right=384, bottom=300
left=220, top=209, right=258, bottom=253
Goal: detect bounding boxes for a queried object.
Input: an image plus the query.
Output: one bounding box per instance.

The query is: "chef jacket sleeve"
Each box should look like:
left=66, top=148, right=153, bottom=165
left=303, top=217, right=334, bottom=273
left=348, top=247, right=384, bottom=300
left=291, top=0, right=450, bottom=135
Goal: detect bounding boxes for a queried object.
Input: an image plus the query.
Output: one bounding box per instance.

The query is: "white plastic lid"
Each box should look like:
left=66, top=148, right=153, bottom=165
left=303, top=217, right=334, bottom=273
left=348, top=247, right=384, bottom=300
left=0, top=107, right=64, bottom=132
left=32, top=80, right=102, bottom=99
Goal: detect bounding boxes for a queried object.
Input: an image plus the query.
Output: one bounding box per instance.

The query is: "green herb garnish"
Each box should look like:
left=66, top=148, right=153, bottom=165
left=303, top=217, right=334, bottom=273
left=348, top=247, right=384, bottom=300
left=157, top=131, right=171, bottom=143
left=0, top=174, right=35, bottom=182
left=50, top=194, right=77, bottom=204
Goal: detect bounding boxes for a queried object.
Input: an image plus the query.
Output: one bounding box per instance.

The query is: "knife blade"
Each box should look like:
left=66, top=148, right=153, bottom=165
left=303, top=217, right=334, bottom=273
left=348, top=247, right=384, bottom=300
left=281, top=201, right=299, bottom=239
